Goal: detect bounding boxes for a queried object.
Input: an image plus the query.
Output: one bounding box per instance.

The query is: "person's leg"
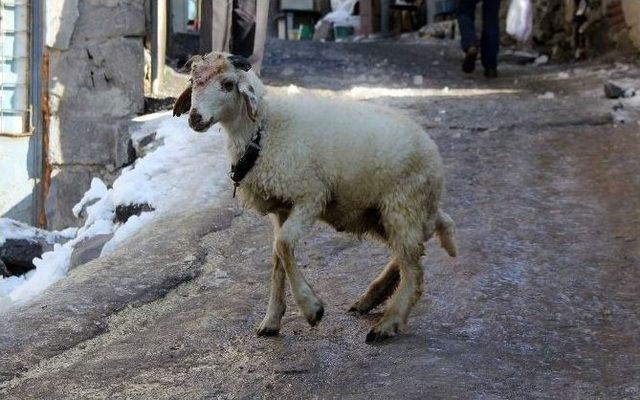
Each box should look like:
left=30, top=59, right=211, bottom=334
left=457, top=0, right=479, bottom=73
left=211, top=0, right=233, bottom=53
left=231, top=0, right=257, bottom=58
left=481, top=0, right=501, bottom=75
left=457, top=0, right=478, bottom=52
left=249, top=0, right=269, bottom=75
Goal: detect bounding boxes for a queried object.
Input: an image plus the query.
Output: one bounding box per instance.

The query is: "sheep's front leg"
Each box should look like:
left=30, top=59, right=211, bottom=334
left=256, top=253, right=287, bottom=336
left=275, top=203, right=325, bottom=327
left=258, top=213, right=288, bottom=336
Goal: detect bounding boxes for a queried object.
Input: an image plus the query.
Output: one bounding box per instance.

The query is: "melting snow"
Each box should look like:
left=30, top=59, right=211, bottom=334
left=0, top=113, right=230, bottom=306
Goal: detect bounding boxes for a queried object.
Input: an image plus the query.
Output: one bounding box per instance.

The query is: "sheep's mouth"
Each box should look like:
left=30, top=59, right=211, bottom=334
left=189, top=117, right=215, bottom=132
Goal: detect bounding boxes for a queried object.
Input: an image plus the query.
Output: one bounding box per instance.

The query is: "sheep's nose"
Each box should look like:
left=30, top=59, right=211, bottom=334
left=189, top=109, right=203, bottom=127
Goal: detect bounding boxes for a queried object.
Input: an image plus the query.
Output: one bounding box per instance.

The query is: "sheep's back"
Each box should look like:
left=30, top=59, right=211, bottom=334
left=264, top=94, right=442, bottom=195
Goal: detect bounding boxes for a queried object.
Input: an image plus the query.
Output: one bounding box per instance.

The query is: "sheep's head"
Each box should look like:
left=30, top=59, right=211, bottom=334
left=173, top=52, right=262, bottom=132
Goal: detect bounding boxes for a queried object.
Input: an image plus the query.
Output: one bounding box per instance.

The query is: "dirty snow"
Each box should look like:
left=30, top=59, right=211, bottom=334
left=0, top=113, right=229, bottom=306
left=0, top=218, right=76, bottom=247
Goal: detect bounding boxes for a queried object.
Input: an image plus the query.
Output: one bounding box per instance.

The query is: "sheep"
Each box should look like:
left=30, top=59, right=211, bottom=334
left=173, top=52, right=458, bottom=342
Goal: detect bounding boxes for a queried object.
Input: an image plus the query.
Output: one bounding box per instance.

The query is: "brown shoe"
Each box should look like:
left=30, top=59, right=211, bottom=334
left=462, top=46, right=478, bottom=73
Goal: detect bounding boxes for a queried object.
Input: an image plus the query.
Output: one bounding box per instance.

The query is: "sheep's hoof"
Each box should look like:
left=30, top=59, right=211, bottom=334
left=256, top=317, right=282, bottom=337
left=256, top=326, right=280, bottom=337
left=306, top=304, right=324, bottom=327
left=365, top=329, right=393, bottom=343
left=365, top=321, right=400, bottom=343
left=348, top=303, right=369, bottom=315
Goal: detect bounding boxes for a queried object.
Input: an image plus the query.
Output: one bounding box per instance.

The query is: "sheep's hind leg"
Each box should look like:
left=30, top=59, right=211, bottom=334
left=257, top=213, right=288, bottom=336
left=366, top=216, right=425, bottom=342
left=349, top=259, right=400, bottom=314
left=366, top=249, right=423, bottom=342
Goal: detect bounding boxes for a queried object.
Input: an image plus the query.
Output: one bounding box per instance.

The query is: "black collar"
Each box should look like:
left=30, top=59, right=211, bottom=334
left=229, top=123, right=263, bottom=196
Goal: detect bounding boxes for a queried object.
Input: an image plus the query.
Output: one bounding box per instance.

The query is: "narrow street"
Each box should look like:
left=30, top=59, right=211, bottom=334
left=2, top=39, right=639, bottom=399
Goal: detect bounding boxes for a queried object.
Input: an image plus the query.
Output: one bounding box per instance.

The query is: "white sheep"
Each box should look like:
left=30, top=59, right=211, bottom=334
left=174, top=52, right=458, bottom=342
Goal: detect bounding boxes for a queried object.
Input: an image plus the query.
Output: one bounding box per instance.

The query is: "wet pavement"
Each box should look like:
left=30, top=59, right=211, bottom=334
left=1, top=39, right=640, bottom=399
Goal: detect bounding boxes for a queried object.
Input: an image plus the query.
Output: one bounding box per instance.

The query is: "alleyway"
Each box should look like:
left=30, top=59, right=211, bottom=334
left=2, top=39, right=640, bottom=399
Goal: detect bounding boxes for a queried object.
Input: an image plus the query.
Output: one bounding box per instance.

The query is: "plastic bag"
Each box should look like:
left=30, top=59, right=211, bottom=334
left=506, top=0, right=533, bottom=42
left=317, top=0, right=359, bottom=30
left=330, top=0, right=357, bottom=12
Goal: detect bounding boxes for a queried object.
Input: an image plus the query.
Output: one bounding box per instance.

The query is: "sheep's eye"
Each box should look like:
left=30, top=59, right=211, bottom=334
left=221, top=80, right=235, bottom=92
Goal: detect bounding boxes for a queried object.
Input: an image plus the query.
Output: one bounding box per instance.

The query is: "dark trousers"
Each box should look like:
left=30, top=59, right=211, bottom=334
left=231, top=0, right=256, bottom=58
left=457, top=0, right=501, bottom=69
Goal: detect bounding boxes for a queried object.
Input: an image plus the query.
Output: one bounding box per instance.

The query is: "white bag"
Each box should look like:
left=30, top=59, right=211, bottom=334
left=506, top=0, right=533, bottom=42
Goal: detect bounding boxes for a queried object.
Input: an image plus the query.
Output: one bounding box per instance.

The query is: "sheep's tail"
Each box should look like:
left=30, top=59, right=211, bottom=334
left=435, top=210, right=458, bottom=257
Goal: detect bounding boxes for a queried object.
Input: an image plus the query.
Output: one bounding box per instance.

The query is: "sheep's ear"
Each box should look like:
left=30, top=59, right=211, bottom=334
left=180, top=54, right=203, bottom=73
left=238, top=81, right=257, bottom=121
left=228, top=55, right=252, bottom=71
left=173, top=85, right=192, bottom=117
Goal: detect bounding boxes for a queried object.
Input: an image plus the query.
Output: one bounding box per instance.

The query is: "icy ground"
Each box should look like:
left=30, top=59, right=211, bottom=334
left=0, top=113, right=229, bottom=305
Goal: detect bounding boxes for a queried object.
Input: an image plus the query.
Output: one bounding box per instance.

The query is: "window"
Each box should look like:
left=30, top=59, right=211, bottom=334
left=172, top=0, right=200, bottom=34
left=0, top=0, right=30, bottom=136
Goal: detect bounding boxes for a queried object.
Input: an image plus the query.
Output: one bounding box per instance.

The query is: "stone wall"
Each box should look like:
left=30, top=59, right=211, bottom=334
left=45, top=0, right=146, bottom=229
left=506, top=0, right=640, bottom=59
left=622, top=0, right=640, bottom=49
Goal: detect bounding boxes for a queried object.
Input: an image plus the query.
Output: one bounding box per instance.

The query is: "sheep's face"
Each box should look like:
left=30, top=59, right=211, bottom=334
left=173, top=52, right=258, bottom=132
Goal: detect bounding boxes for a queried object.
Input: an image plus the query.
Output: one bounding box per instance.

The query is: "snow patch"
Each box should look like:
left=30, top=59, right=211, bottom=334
left=0, top=114, right=230, bottom=306
left=8, top=243, right=73, bottom=302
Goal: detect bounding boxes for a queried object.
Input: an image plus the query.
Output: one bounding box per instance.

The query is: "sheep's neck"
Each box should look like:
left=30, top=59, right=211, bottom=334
left=220, top=113, right=260, bottom=164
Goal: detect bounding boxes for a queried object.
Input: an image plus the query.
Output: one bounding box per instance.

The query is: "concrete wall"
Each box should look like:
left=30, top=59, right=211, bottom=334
left=44, top=0, right=146, bottom=229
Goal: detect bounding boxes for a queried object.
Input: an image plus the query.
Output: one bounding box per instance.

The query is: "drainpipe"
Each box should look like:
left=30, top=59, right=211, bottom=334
left=30, top=0, right=47, bottom=228
left=150, top=0, right=167, bottom=96
left=38, top=51, right=50, bottom=229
